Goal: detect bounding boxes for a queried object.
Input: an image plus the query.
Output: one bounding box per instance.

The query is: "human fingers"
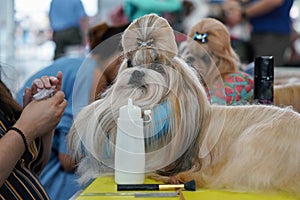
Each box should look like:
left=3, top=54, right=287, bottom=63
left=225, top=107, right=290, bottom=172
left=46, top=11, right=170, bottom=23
left=46, top=72, right=62, bottom=92
left=31, top=73, right=62, bottom=99
left=53, top=71, right=63, bottom=91
left=56, top=99, right=67, bottom=120
left=31, top=78, right=44, bottom=95
left=22, top=87, right=32, bottom=107
left=47, top=91, right=67, bottom=126
left=30, top=76, right=53, bottom=96
left=49, top=90, right=66, bottom=105
left=40, top=75, right=58, bottom=89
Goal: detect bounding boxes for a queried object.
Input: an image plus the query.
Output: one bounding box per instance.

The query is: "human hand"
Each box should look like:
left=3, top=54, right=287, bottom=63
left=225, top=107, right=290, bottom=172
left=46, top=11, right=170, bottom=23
left=14, top=90, right=67, bottom=144
left=16, top=72, right=66, bottom=143
left=23, top=71, right=62, bottom=106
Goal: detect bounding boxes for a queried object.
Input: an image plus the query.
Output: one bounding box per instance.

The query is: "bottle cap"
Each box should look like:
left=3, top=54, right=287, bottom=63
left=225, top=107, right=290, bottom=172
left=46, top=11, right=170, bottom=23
left=254, top=56, right=274, bottom=79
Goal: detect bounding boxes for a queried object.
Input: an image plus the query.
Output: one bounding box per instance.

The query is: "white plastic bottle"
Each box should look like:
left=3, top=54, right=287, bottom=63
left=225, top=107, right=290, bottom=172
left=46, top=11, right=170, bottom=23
left=114, top=98, right=145, bottom=184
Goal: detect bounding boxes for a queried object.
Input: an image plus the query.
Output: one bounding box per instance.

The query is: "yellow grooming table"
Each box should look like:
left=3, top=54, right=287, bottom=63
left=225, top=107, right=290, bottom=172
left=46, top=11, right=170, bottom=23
left=74, top=176, right=297, bottom=200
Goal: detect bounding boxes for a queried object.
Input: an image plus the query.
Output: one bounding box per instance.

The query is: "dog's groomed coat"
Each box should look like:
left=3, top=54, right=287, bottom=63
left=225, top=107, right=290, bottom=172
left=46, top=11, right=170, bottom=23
left=67, top=14, right=300, bottom=196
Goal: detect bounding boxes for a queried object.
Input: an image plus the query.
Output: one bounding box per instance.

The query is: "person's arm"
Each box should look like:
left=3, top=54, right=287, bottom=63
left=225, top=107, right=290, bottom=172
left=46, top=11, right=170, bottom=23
left=0, top=72, right=66, bottom=181
left=0, top=92, right=66, bottom=186
left=23, top=72, right=64, bottom=174
left=58, top=153, right=77, bottom=172
left=223, top=0, right=284, bottom=26
left=38, top=130, right=54, bottom=174
left=56, top=126, right=77, bottom=172
left=242, top=0, right=284, bottom=19
left=0, top=128, right=34, bottom=186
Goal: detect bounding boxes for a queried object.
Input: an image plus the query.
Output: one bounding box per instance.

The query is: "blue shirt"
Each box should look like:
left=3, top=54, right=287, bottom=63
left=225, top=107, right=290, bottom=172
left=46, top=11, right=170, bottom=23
left=250, top=0, right=293, bottom=34
left=49, top=0, right=87, bottom=31
left=15, top=56, right=97, bottom=200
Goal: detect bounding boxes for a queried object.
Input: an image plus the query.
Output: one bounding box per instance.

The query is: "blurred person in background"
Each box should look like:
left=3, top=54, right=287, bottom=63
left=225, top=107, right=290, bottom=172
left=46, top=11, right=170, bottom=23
left=0, top=67, right=66, bottom=199
left=181, top=0, right=209, bottom=31
left=223, top=0, right=294, bottom=66
left=49, top=0, right=89, bottom=60
left=221, top=0, right=253, bottom=64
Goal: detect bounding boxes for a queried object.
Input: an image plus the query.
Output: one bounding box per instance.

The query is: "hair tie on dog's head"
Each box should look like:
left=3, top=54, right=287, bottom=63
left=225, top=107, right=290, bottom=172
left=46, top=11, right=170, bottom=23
left=137, top=38, right=154, bottom=47
left=193, top=32, right=208, bottom=44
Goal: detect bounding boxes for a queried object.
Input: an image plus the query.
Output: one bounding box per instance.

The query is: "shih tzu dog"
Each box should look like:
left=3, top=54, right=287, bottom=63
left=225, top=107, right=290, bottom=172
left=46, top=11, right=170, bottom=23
left=68, top=13, right=208, bottom=185
left=181, top=17, right=300, bottom=112
left=67, top=14, right=300, bottom=196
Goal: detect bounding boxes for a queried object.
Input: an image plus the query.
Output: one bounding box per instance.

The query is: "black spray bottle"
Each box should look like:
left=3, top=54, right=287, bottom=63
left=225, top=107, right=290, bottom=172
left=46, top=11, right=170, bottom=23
left=254, top=56, right=274, bottom=105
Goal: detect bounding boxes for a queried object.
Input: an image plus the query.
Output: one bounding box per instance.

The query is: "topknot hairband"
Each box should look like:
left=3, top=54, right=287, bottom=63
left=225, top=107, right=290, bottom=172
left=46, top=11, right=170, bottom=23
left=137, top=38, right=154, bottom=47
left=193, top=32, right=208, bottom=44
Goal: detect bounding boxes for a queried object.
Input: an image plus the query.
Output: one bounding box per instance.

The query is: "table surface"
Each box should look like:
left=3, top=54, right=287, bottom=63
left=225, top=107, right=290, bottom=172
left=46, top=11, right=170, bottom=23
left=74, top=176, right=297, bottom=200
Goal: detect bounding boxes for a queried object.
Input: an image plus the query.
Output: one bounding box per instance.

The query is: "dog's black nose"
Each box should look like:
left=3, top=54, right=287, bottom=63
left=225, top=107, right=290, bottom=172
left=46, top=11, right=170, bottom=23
left=132, top=70, right=145, bottom=78
left=128, top=70, right=145, bottom=87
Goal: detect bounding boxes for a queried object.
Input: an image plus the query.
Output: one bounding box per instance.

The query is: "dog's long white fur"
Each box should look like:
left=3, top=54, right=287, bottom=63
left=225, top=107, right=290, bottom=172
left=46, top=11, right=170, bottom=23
left=67, top=14, right=300, bottom=195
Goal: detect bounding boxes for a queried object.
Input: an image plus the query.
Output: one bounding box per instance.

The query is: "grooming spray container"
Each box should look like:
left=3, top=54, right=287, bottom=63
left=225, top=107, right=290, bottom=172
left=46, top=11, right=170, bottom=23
left=254, top=56, right=274, bottom=105
left=114, top=98, right=145, bottom=184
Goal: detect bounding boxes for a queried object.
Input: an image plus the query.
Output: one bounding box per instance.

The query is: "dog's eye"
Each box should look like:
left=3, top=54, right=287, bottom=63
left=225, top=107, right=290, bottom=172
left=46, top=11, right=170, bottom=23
left=187, top=56, right=195, bottom=63
left=200, top=54, right=211, bottom=65
left=186, top=56, right=196, bottom=68
left=149, top=64, right=165, bottom=74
